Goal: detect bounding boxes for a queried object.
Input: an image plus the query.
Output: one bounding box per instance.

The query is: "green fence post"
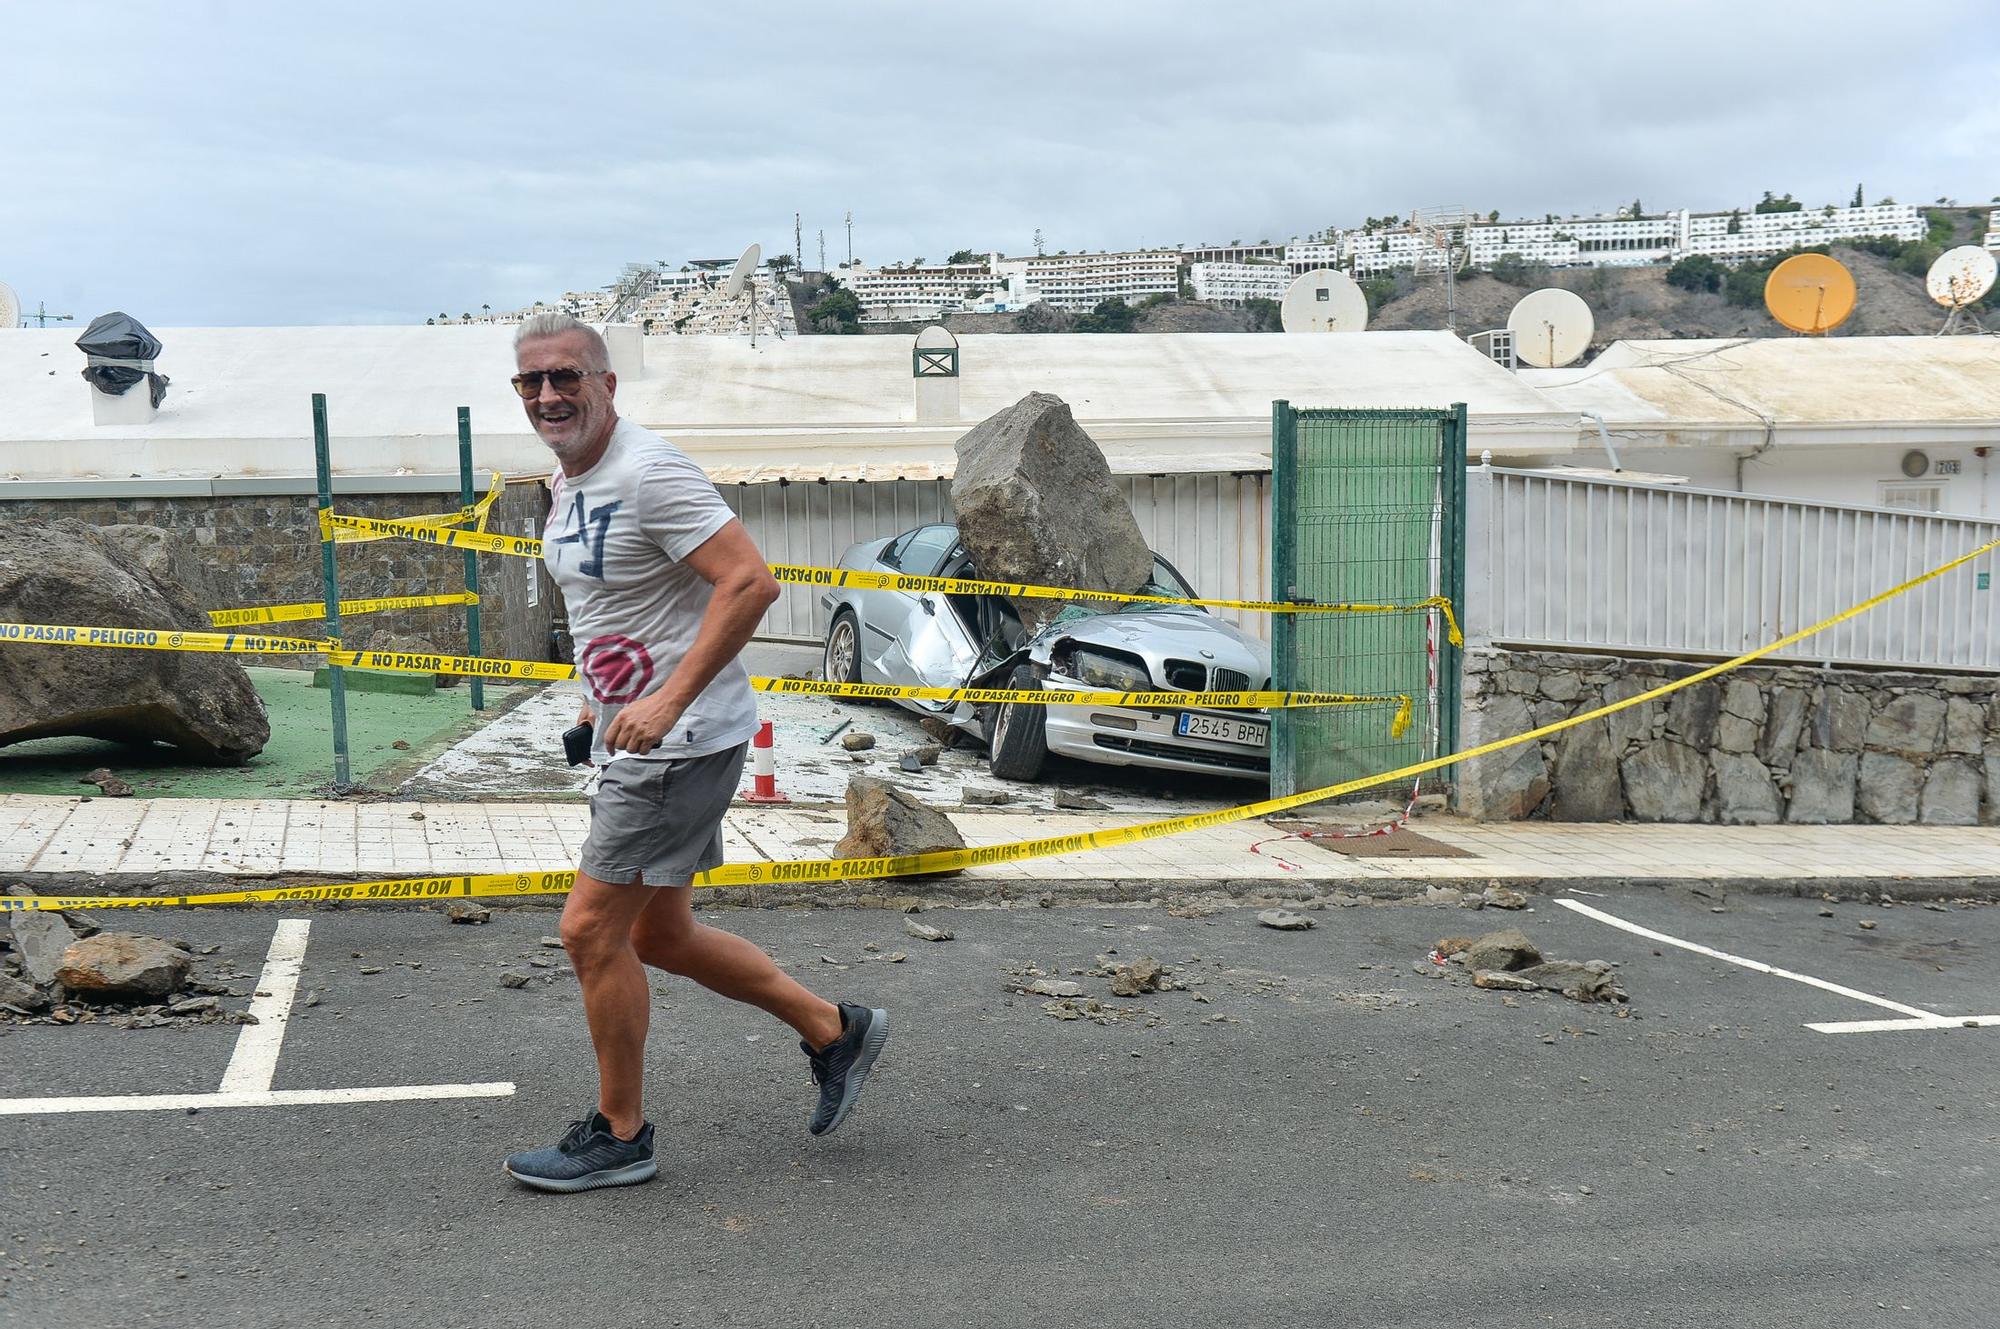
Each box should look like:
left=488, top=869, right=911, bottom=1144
left=457, top=406, right=485, bottom=712
left=1269, top=400, right=1297, bottom=797
left=313, top=392, right=352, bottom=792
left=1439, top=402, right=1470, bottom=763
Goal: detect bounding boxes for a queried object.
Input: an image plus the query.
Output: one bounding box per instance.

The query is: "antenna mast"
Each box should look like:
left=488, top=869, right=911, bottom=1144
left=794, top=212, right=802, bottom=272
left=844, top=211, right=853, bottom=267
left=26, top=302, right=74, bottom=329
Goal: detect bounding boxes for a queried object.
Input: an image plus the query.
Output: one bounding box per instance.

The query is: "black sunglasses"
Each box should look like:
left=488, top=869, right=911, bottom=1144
left=510, top=368, right=604, bottom=399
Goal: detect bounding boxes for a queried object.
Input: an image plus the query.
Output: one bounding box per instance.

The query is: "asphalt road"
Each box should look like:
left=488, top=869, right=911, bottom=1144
left=2, top=889, right=1995, bottom=1328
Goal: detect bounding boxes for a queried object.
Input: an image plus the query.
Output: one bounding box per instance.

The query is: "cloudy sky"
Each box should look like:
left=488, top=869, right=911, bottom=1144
left=8, top=0, right=1996, bottom=326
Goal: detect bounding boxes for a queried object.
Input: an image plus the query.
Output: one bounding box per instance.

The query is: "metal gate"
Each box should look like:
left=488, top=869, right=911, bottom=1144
left=1270, top=403, right=1467, bottom=797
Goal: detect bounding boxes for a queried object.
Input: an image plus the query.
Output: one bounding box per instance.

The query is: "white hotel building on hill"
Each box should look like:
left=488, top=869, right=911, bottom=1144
left=1187, top=262, right=1291, bottom=305
left=846, top=262, right=997, bottom=324
left=994, top=250, right=1181, bottom=310
left=1464, top=202, right=1925, bottom=269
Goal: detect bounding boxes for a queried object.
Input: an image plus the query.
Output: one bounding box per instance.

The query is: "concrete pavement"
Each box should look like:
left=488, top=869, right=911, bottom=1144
left=2, top=889, right=1996, bottom=1327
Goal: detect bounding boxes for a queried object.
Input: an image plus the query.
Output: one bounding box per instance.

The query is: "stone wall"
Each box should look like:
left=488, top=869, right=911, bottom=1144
left=1456, top=648, right=1999, bottom=826
left=1, top=488, right=556, bottom=668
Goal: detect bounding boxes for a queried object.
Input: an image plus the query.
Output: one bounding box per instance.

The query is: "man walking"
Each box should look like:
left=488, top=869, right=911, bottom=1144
left=502, top=313, right=887, bottom=1193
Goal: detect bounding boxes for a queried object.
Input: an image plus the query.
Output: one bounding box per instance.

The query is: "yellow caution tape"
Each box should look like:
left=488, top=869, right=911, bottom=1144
left=754, top=677, right=1412, bottom=733
left=208, top=592, right=479, bottom=628
left=324, top=474, right=505, bottom=545
left=0, top=624, right=1408, bottom=725
left=316, top=509, right=1462, bottom=639
left=6, top=532, right=1990, bottom=912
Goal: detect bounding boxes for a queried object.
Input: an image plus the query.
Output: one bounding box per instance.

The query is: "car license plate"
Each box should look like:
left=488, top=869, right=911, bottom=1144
left=1176, top=713, right=1269, bottom=748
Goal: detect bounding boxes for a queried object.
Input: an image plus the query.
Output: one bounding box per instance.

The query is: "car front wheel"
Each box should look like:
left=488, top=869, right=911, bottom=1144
left=987, top=664, right=1048, bottom=782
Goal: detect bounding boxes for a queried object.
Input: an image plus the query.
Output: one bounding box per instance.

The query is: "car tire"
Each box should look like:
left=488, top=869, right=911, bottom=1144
left=823, top=610, right=864, bottom=694
left=987, top=665, right=1047, bottom=782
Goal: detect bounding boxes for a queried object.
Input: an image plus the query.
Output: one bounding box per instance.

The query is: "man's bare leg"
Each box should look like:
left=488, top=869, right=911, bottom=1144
left=559, top=871, right=663, bottom=1140
left=630, top=886, right=843, bottom=1049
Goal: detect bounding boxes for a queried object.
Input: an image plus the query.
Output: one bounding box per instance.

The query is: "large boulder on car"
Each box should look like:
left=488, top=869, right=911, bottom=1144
left=0, top=519, right=269, bottom=764
left=951, top=392, right=1154, bottom=631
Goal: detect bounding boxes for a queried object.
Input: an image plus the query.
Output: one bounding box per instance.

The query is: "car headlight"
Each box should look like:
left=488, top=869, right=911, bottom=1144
left=1068, top=647, right=1151, bottom=691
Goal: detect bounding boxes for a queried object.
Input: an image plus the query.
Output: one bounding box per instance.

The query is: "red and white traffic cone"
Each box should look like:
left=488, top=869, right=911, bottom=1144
left=740, top=719, right=788, bottom=803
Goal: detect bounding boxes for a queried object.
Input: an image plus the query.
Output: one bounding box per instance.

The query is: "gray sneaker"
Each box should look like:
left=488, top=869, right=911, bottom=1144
left=505, top=1112, right=657, bottom=1192
left=803, top=1002, right=889, bottom=1136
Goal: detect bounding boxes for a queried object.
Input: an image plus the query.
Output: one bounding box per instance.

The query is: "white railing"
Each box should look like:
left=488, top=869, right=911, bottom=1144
left=1466, top=467, right=2000, bottom=673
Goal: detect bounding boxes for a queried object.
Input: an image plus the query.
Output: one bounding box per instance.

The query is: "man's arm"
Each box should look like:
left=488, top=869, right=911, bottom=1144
left=598, top=519, right=779, bottom=756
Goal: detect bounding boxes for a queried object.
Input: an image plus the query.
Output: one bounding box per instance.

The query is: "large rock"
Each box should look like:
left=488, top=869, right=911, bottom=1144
left=1856, top=753, right=1921, bottom=824
left=54, top=933, right=191, bottom=1001
left=1456, top=694, right=1549, bottom=821
left=1463, top=928, right=1541, bottom=973
left=1664, top=682, right=1721, bottom=749
left=949, top=393, right=1154, bottom=631
left=1602, top=676, right=1654, bottom=752
left=1866, top=694, right=1944, bottom=755
left=1551, top=718, right=1622, bottom=822
left=1985, top=755, right=2000, bottom=827
left=0, top=519, right=268, bottom=763
left=1758, top=687, right=1808, bottom=766
left=9, top=908, right=78, bottom=988
left=1786, top=750, right=1857, bottom=824
left=1513, top=958, right=1626, bottom=1003
left=1918, top=758, right=1983, bottom=826
left=1711, top=751, right=1781, bottom=825
left=835, top=775, right=966, bottom=873
left=1620, top=740, right=1705, bottom=822
left=1814, top=690, right=1869, bottom=752
left=1943, top=698, right=1986, bottom=755
left=93, top=525, right=224, bottom=611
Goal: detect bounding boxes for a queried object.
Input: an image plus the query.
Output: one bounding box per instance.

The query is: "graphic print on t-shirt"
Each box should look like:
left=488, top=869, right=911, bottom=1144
left=552, top=491, right=624, bottom=579
left=579, top=634, right=656, bottom=703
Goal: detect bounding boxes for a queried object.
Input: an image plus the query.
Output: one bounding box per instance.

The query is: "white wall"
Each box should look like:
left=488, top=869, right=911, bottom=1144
left=1603, top=444, right=2000, bottom=518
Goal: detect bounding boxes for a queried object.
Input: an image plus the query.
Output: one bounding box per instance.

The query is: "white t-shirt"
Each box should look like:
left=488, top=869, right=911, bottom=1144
left=543, top=417, right=759, bottom=763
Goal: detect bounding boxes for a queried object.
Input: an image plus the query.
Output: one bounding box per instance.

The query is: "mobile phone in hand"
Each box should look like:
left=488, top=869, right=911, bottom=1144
left=562, top=722, right=594, bottom=767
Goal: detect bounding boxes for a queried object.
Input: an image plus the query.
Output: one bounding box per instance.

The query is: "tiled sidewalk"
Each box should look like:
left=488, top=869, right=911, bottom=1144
left=2, top=793, right=1995, bottom=886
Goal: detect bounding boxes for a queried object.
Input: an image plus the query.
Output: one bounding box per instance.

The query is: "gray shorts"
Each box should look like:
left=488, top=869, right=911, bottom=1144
left=579, top=743, right=748, bottom=886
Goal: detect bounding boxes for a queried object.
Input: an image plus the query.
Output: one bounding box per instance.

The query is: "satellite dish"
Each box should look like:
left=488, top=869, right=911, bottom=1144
left=1926, top=246, right=1996, bottom=307
left=0, top=282, right=18, bottom=330
left=1763, top=253, right=1856, bottom=335
left=1506, top=288, right=1595, bottom=368
left=722, top=243, right=761, bottom=299
left=1279, top=269, right=1368, bottom=333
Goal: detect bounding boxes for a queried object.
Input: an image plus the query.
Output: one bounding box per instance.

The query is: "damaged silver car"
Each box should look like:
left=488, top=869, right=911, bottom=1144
left=820, top=523, right=1272, bottom=782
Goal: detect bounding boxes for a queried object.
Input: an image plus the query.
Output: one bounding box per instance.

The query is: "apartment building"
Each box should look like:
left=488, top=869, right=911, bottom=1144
left=846, top=262, right=996, bottom=324
left=1181, top=242, right=1286, bottom=267
left=1984, top=209, right=1999, bottom=252
left=1283, top=241, right=1340, bottom=275
left=1465, top=203, right=1926, bottom=272
left=992, top=249, right=1180, bottom=310
left=1187, top=261, right=1290, bottom=305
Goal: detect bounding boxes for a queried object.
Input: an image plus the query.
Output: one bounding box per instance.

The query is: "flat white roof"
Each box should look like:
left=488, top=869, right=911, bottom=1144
left=0, top=325, right=1575, bottom=483
left=1522, top=336, right=2000, bottom=449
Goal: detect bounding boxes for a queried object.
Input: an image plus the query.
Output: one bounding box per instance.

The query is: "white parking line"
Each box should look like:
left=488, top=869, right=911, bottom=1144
left=1552, top=897, right=1986, bottom=1033
left=0, top=1084, right=517, bottom=1116
left=218, top=919, right=311, bottom=1093
left=0, top=919, right=519, bottom=1116
left=1806, top=1015, right=2000, bottom=1034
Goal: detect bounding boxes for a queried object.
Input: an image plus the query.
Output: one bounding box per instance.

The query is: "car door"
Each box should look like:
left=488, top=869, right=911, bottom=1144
left=861, top=524, right=960, bottom=688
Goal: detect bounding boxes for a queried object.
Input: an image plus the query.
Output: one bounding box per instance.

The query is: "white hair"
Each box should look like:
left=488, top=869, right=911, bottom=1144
left=513, top=312, right=610, bottom=371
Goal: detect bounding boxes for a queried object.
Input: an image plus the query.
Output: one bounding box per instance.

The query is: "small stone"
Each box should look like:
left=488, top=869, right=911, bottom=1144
left=898, top=754, right=924, bottom=772
left=903, top=917, right=954, bottom=942
left=540, top=936, right=564, bottom=948
left=1481, top=884, right=1529, bottom=910
left=79, top=768, right=136, bottom=798
left=446, top=901, right=491, bottom=925
left=498, top=972, right=531, bottom=989
left=841, top=732, right=876, bottom=752
left=1472, top=970, right=1538, bottom=991
left=391, top=739, right=410, bottom=750
left=1433, top=936, right=1474, bottom=957
left=1818, top=908, right=1835, bottom=918
left=901, top=745, right=942, bottom=768
left=1025, top=978, right=1083, bottom=998
left=1857, top=920, right=1877, bottom=931
left=1256, top=909, right=1314, bottom=931
left=409, top=811, right=426, bottom=821
left=962, top=787, right=1016, bottom=806
left=1462, top=928, right=1542, bottom=973
left=168, top=996, right=219, bottom=1016
left=1052, top=790, right=1111, bottom=811
left=1109, top=956, right=1165, bottom=998
left=359, top=965, right=385, bottom=975
left=301, top=990, right=320, bottom=1008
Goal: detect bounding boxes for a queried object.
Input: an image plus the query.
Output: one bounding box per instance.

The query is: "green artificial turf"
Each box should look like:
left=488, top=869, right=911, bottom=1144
left=0, top=667, right=520, bottom=799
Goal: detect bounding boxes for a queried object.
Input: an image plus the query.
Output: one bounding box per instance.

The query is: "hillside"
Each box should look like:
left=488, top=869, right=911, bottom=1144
left=1368, top=244, right=1956, bottom=342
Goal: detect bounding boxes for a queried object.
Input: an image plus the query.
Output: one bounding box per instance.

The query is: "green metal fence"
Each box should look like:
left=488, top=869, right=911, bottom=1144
left=1270, top=402, right=1467, bottom=798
